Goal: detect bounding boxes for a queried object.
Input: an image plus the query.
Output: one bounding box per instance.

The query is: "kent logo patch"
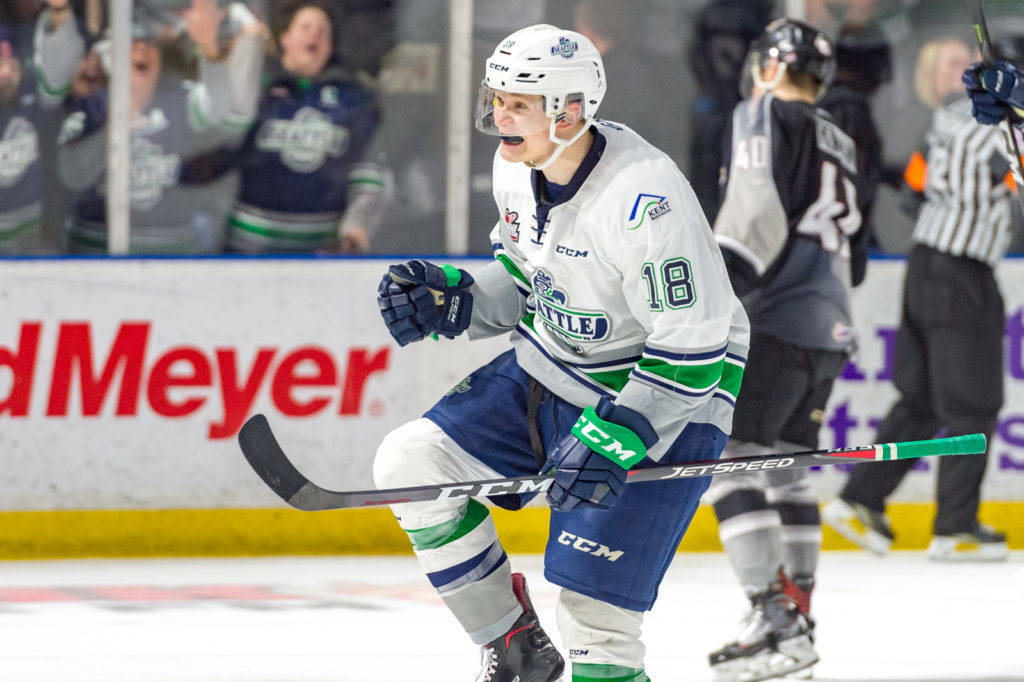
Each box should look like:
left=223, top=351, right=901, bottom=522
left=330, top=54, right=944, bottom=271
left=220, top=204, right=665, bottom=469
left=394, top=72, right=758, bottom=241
left=551, top=36, right=579, bottom=59
left=627, top=193, right=671, bottom=230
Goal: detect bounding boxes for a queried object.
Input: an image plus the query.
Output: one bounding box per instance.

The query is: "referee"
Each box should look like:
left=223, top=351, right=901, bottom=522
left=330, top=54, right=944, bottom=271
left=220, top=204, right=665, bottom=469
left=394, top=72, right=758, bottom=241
left=822, top=49, right=1015, bottom=560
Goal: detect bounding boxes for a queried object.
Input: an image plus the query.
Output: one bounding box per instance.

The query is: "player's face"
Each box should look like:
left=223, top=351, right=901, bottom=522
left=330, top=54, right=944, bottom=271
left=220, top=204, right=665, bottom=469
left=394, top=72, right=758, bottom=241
left=491, top=92, right=557, bottom=164
left=0, top=57, right=21, bottom=102
left=280, top=7, right=334, bottom=78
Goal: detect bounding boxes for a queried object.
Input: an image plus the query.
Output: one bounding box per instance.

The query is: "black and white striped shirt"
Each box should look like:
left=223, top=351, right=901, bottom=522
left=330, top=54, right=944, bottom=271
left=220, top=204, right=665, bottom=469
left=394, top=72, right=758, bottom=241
left=913, top=97, right=1014, bottom=267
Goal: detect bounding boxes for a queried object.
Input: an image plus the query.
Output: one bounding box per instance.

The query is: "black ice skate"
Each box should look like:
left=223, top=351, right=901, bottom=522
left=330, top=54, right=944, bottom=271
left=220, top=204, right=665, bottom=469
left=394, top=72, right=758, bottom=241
left=476, top=573, right=564, bottom=682
left=709, top=586, right=818, bottom=682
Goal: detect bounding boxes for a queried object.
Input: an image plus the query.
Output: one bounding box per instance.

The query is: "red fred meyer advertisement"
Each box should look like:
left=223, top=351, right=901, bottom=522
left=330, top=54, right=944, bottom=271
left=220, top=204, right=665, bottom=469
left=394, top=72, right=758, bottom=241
left=1, top=320, right=391, bottom=439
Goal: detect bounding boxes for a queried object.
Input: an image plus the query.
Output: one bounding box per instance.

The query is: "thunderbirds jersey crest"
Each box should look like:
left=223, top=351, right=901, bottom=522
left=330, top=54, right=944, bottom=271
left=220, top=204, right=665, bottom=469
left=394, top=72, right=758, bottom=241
left=470, top=122, right=750, bottom=459
left=228, top=67, right=383, bottom=253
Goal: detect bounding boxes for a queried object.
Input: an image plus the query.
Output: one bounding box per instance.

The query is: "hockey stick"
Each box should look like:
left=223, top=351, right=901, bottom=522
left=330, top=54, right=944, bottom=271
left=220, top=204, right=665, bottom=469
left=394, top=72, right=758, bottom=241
left=238, top=414, right=986, bottom=511
left=970, top=0, right=1024, bottom=213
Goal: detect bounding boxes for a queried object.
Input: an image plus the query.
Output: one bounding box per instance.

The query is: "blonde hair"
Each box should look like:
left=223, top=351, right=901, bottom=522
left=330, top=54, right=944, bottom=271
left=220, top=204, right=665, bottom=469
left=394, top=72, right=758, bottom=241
left=914, top=38, right=969, bottom=109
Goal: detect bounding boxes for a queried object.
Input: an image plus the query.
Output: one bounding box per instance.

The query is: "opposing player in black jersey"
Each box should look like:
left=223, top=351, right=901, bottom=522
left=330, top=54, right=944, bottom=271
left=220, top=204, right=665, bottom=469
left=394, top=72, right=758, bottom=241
left=705, top=20, right=867, bottom=682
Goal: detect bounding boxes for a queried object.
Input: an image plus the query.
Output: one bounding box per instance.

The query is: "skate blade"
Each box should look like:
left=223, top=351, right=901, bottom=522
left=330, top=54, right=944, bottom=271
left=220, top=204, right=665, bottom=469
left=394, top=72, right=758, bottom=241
left=784, top=664, right=814, bottom=679
left=712, top=635, right=819, bottom=682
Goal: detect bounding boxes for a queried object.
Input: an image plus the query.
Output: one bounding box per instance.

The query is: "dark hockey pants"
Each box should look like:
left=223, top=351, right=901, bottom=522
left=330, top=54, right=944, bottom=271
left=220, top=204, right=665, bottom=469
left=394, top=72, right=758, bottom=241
left=840, top=245, right=1003, bottom=535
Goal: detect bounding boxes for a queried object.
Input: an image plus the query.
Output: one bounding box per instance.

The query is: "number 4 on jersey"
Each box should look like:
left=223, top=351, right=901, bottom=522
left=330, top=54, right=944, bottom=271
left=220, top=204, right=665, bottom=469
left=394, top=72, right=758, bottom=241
left=796, top=161, right=861, bottom=258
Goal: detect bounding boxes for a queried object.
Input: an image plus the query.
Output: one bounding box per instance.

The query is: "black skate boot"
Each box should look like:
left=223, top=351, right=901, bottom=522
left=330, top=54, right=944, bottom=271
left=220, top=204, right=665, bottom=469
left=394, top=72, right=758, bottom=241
left=476, top=573, right=564, bottom=682
left=709, top=582, right=818, bottom=682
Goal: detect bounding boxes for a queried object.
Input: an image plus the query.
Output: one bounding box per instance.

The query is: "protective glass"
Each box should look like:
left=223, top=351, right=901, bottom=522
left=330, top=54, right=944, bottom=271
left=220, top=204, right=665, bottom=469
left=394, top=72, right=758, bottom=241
left=474, top=83, right=552, bottom=140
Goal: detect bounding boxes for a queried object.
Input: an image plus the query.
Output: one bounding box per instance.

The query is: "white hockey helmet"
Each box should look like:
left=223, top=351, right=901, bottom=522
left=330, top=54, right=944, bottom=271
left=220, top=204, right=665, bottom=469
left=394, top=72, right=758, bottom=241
left=475, top=24, right=606, bottom=168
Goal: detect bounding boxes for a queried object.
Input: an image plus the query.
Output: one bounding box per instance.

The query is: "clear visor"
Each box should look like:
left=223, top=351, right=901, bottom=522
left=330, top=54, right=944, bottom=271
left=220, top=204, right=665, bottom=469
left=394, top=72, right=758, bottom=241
left=474, top=83, right=554, bottom=141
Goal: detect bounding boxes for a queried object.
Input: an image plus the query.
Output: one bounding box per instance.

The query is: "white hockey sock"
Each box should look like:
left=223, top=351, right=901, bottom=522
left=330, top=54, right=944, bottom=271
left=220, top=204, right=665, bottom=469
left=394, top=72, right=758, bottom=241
left=373, top=418, right=521, bottom=644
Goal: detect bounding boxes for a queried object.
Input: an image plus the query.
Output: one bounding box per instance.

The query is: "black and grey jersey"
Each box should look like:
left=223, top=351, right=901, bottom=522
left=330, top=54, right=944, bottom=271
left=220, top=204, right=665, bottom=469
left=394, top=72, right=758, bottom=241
left=912, top=97, right=1013, bottom=267
left=714, top=94, right=864, bottom=352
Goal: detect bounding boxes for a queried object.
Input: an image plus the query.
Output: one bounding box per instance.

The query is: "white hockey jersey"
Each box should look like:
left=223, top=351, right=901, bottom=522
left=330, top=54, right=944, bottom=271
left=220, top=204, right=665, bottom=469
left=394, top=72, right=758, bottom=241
left=468, top=121, right=750, bottom=460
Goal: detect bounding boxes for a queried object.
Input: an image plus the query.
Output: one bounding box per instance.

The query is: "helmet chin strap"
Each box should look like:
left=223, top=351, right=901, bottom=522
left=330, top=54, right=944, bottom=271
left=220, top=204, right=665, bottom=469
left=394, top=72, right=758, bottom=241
left=527, top=118, right=591, bottom=171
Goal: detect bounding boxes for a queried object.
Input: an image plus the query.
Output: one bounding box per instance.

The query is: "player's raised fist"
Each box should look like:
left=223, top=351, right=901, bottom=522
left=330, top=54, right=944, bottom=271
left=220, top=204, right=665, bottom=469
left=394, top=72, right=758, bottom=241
left=377, top=259, right=474, bottom=346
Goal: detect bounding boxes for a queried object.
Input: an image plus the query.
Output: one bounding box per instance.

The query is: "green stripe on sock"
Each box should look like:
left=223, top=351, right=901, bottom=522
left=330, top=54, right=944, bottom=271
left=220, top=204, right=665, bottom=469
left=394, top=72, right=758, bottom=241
left=573, top=663, right=650, bottom=681
left=636, top=356, right=724, bottom=390
left=404, top=498, right=490, bottom=551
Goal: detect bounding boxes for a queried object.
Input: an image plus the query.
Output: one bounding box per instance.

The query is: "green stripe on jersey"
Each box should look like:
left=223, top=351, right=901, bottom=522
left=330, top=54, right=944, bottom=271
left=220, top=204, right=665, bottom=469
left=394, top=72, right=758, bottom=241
left=518, top=316, right=629, bottom=392
left=496, top=253, right=530, bottom=286
left=0, top=216, right=40, bottom=242
left=228, top=216, right=336, bottom=242
left=404, top=498, right=490, bottom=551
left=636, top=356, right=724, bottom=390
left=719, top=361, right=744, bottom=397
left=584, top=367, right=631, bottom=392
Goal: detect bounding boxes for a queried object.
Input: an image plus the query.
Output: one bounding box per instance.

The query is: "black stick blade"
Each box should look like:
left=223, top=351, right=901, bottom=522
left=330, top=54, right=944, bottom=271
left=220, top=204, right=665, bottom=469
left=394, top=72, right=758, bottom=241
left=238, top=414, right=312, bottom=502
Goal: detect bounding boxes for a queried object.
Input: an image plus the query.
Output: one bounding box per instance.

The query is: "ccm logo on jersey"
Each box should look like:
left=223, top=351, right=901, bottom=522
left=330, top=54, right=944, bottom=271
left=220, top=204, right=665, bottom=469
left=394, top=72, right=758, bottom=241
left=555, top=244, right=588, bottom=258
left=557, top=531, right=624, bottom=562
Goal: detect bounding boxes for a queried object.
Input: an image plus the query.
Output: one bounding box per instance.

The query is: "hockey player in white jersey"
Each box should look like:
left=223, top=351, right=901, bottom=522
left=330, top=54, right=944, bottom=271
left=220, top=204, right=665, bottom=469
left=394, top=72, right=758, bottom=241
left=374, top=24, right=749, bottom=682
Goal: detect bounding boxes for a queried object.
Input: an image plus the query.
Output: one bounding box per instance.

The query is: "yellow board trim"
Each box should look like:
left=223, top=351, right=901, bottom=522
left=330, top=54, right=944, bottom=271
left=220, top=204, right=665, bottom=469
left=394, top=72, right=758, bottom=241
left=0, top=502, right=1020, bottom=560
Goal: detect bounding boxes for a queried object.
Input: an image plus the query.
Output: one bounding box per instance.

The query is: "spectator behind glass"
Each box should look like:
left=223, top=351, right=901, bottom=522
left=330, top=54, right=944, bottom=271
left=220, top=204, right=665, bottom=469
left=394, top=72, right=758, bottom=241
left=687, top=0, right=773, bottom=223
left=0, top=4, right=83, bottom=253
left=226, top=1, right=389, bottom=254
left=57, top=0, right=266, bottom=254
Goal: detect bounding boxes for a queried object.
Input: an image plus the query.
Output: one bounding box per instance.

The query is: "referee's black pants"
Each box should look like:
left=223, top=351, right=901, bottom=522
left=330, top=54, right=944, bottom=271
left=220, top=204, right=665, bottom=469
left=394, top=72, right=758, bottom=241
left=840, top=245, right=1003, bottom=535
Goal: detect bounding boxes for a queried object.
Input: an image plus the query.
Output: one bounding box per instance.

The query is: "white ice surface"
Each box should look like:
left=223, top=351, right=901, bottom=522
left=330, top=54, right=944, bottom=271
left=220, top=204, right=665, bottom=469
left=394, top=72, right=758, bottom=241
left=0, top=552, right=1021, bottom=681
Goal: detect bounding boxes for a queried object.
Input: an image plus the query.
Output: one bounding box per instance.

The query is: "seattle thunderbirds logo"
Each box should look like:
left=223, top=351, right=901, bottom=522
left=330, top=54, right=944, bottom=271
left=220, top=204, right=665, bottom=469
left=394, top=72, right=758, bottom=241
left=551, top=36, right=580, bottom=59
left=532, top=270, right=610, bottom=350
